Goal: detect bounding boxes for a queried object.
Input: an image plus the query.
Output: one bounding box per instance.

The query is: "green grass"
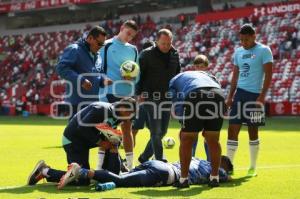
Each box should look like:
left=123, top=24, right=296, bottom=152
left=0, top=116, right=300, bottom=199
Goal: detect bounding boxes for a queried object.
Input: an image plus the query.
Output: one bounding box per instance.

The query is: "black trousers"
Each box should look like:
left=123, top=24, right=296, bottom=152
left=46, top=144, right=121, bottom=186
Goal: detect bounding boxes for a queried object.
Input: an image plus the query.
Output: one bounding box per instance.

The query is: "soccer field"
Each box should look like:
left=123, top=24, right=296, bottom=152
left=0, top=116, right=299, bottom=199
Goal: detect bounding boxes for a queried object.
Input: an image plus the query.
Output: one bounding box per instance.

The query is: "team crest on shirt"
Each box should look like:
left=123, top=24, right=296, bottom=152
left=242, top=53, right=256, bottom=59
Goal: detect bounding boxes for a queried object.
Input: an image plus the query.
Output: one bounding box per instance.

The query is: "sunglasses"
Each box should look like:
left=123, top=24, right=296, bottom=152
left=94, top=38, right=104, bottom=47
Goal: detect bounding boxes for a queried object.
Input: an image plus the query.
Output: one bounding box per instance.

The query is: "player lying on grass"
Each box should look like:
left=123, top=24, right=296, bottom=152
left=27, top=98, right=136, bottom=188
left=57, top=155, right=233, bottom=189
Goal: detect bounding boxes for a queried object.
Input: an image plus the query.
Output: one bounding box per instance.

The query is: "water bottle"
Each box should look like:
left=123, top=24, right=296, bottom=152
left=95, top=182, right=116, bottom=191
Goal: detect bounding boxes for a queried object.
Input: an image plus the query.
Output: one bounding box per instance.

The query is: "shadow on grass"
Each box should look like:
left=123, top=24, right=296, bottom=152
left=0, top=183, right=95, bottom=194
left=131, top=176, right=251, bottom=197
left=221, top=176, right=251, bottom=187
left=0, top=176, right=251, bottom=196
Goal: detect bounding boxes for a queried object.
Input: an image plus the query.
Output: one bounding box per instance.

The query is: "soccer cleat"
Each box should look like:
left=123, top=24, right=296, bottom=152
left=27, top=160, right=49, bottom=185
left=247, top=168, right=257, bottom=177
left=57, top=163, right=80, bottom=189
left=173, top=179, right=189, bottom=188
left=208, top=179, right=220, bottom=187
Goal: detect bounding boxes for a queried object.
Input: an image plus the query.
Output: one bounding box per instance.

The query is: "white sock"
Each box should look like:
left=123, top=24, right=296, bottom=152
left=227, top=139, right=238, bottom=163
left=125, top=152, right=134, bottom=170
left=209, top=175, right=219, bottom=182
left=96, top=150, right=105, bottom=170
left=42, top=168, right=50, bottom=177
left=179, top=177, right=188, bottom=183
left=249, top=139, right=260, bottom=169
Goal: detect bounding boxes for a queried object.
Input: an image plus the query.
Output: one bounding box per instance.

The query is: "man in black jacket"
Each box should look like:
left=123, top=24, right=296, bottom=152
left=136, top=29, right=181, bottom=162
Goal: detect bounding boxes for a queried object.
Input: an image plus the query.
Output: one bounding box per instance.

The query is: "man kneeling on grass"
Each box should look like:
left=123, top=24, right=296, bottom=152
left=27, top=98, right=136, bottom=189
left=57, top=155, right=232, bottom=189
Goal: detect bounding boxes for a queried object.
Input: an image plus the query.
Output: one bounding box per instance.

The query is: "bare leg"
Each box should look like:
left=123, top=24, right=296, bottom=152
left=132, top=129, right=139, bottom=147
left=204, top=131, right=221, bottom=176
left=121, top=121, right=134, bottom=169
left=179, top=131, right=198, bottom=178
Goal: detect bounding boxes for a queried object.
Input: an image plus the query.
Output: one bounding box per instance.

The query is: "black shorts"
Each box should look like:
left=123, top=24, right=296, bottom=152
left=63, top=142, right=120, bottom=184
left=180, top=88, right=225, bottom=132
left=63, top=128, right=106, bottom=169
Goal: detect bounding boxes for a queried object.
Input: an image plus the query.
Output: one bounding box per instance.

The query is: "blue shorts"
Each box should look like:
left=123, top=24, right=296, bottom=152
left=229, top=88, right=265, bottom=126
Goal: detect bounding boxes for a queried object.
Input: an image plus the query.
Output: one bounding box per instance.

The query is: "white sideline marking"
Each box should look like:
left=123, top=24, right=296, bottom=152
left=235, top=164, right=300, bottom=170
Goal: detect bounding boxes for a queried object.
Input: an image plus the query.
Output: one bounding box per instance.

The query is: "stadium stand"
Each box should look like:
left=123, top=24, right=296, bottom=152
left=181, top=12, right=300, bottom=103
left=0, top=4, right=299, bottom=115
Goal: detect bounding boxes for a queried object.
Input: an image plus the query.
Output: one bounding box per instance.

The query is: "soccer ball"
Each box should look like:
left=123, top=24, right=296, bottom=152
left=95, top=123, right=123, bottom=144
left=163, top=137, right=176, bottom=149
left=120, top=60, right=140, bottom=78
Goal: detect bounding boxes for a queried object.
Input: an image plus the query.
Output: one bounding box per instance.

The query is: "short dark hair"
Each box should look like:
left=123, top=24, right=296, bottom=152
left=123, top=20, right=138, bottom=32
left=157, top=29, right=173, bottom=40
left=115, top=97, right=137, bottom=114
left=239, top=24, right=255, bottom=35
left=87, top=26, right=107, bottom=38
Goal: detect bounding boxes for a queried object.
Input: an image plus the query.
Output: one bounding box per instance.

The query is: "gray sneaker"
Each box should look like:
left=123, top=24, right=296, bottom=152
left=27, top=160, right=49, bottom=185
